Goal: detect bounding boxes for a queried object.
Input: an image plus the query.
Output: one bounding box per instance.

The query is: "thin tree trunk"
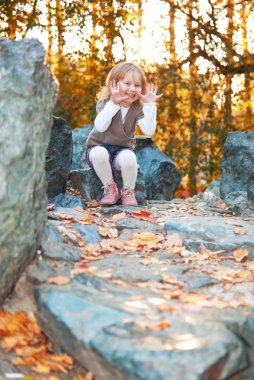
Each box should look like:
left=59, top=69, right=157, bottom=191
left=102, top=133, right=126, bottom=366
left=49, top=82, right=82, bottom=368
left=6, top=3, right=17, bottom=39
left=46, top=0, right=53, bottom=63
left=55, top=0, right=65, bottom=58
left=241, top=1, right=252, bottom=129
left=137, top=0, right=143, bottom=52
left=187, top=0, right=198, bottom=195
left=224, top=0, right=234, bottom=131
left=169, top=0, right=176, bottom=64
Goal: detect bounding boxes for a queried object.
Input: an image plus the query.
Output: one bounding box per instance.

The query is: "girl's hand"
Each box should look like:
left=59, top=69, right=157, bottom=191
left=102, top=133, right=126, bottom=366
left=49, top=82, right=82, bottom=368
left=109, top=80, right=129, bottom=104
left=138, top=84, right=163, bottom=103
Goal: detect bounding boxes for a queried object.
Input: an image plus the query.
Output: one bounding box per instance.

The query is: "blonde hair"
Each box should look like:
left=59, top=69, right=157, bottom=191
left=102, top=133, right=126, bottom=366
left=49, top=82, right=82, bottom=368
left=97, top=62, right=147, bottom=102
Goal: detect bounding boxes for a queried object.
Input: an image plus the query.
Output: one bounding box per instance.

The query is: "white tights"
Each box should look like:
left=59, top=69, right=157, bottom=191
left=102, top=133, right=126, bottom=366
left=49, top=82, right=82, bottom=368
left=89, top=146, right=138, bottom=189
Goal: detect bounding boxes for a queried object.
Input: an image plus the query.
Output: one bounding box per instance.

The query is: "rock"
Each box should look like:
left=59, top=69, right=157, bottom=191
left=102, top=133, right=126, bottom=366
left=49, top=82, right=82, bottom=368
left=220, top=132, right=254, bottom=201
left=27, top=259, right=55, bottom=285
left=72, top=224, right=101, bottom=244
left=71, top=129, right=181, bottom=202
left=50, top=193, right=85, bottom=209
left=42, top=241, right=82, bottom=262
left=0, top=38, right=57, bottom=303
left=224, top=191, right=251, bottom=216
left=164, top=216, right=254, bottom=256
left=46, top=116, right=73, bottom=200
left=135, top=137, right=181, bottom=200
left=41, top=220, right=82, bottom=261
left=247, top=183, right=254, bottom=206
left=35, top=279, right=249, bottom=380
left=203, top=179, right=221, bottom=204
left=71, top=125, right=92, bottom=170
left=115, top=217, right=163, bottom=233
left=69, top=168, right=146, bottom=205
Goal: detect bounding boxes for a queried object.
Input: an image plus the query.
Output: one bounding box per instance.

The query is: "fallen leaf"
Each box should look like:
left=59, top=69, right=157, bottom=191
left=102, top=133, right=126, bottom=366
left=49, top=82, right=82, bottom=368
left=86, top=200, right=100, bottom=208
left=233, top=249, right=249, bottom=262
left=147, top=320, right=171, bottom=330
left=218, top=203, right=228, bottom=209
left=73, top=206, right=84, bottom=213
left=234, top=228, right=246, bottom=235
left=47, top=276, right=70, bottom=285
left=98, top=226, right=118, bottom=238
left=73, top=372, right=94, bottom=380
left=226, top=221, right=244, bottom=227
left=126, top=232, right=163, bottom=250
left=244, top=261, right=254, bottom=270
left=163, top=234, right=184, bottom=254
left=131, top=210, right=151, bottom=218
left=112, top=212, right=126, bottom=222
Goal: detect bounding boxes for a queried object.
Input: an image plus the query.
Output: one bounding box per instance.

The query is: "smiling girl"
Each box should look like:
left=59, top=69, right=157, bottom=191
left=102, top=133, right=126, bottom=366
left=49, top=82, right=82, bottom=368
left=86, top=62, right=162, bottom=206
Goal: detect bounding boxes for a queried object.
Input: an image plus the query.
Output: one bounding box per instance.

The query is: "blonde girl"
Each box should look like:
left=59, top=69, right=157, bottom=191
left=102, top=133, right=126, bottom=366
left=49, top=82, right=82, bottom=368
left=86, top=62, right=162, bottom=206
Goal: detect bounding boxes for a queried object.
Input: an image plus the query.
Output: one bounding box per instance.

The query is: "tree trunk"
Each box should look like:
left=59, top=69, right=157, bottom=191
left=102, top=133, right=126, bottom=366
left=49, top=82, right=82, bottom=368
left=187, top=0, right=198, bottom=196
left=55, top=0, right=65, bottom=58
left=46, top=0, right=53, bottom=63
left=241, top=1, right=252, bottom=129
left=224, top=0, right=234, bottom=131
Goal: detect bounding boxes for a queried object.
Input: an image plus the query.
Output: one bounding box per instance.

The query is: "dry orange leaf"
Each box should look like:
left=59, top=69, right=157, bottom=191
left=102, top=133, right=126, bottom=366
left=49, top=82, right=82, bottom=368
left=73, top=372, right=94, bottom=380
left=147, top=320, right=171, bottom=330
left=47, top=276, right=70, bottom=285
left=233, top=249, right=249, bottom=262
left=131, top=210, right=151, bottom=218
left=234, top=228, right=246, bottom=235
left=98, top=226, right=118, bottom=238
left=112, top=212, right=126, bottom=222
left=73, top=206, right=85, bottom=213
left=244, top=261, right=254, bottom=270
left=86, top=200, right=100, bottom=208
left=226, top=221, right=244, bottom=227
left=126, top=232, right=164, bottom=250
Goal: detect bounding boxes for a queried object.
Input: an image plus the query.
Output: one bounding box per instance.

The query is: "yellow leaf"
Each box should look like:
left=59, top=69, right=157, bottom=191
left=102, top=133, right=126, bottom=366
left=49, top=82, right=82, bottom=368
left=234, top=228, right=246, bottom=235
left=233, top=249, right=249, bottom=262
left=112, top=212, right=126, bottom=222
left=47, top=276, right=70, bottom=285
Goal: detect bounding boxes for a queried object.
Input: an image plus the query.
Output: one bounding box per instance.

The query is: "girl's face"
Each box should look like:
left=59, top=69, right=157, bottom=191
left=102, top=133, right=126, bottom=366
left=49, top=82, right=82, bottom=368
left=117, top=70, right=142, bottom=107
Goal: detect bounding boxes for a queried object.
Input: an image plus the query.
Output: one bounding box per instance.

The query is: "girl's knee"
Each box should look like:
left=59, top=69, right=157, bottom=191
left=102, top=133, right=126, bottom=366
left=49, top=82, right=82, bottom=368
left=89, top=146, right=109, bottom=164
left=117, top=150, right=138, bottom=168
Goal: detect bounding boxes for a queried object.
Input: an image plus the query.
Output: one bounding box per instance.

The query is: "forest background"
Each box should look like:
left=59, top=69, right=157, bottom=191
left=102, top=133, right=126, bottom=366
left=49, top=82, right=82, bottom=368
left=1, top=0, right=254, bottom=197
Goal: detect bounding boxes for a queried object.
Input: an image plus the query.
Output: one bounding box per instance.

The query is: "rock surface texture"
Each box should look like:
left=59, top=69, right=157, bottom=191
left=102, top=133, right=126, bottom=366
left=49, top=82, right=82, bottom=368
left=220, top=132, right=254, bottom=202
left=46, top=116, right=73, bottom=200
left=4, top=190, right=254, bottom=379
left=0, top=38, right=57, bottom=303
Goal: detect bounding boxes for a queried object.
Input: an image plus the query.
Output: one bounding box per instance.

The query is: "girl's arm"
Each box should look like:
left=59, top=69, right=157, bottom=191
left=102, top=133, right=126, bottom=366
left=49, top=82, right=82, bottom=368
left=94, top=100, right=120, bottom=132
left=137, top=103, right=157, bottom=137
left=137, top=84, right=162, bottom=137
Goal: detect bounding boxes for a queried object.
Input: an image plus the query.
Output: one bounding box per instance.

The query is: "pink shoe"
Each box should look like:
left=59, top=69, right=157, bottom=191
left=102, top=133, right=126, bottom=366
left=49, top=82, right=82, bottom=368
left=100, top=182, right=119, bottom=205
left=121, top=188, right=138, bottom=206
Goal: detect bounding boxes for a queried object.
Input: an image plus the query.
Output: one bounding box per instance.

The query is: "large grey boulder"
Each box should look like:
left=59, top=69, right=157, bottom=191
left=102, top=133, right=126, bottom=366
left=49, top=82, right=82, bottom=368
left=46, top=116, right=73, bottom=200
left=71, top=126, right=181, bottom=201
left=136, top=137, right=181, bottom=200
left=220, top=132, right=254, bottom=201
left=0, top=38, right=57, bottom=303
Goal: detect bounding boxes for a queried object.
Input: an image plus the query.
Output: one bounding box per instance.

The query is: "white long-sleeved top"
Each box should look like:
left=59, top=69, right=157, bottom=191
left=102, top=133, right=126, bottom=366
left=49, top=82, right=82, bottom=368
left=94, top=100, right=157, bottom=137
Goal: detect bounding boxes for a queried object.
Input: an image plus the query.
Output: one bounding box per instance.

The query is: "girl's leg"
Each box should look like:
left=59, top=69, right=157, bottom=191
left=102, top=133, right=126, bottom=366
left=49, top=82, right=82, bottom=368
left=89, top=146, right=114, bottom=185
left=114, top=149, right=138, bottom=189
left=89, top=146, right=118, bottom=205
left=114, top=149, right=138, bottom=206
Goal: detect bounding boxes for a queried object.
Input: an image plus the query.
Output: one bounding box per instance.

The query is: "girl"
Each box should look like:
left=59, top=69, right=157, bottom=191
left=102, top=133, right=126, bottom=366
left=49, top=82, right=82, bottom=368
left=86, top=61, right=162, bottom=206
